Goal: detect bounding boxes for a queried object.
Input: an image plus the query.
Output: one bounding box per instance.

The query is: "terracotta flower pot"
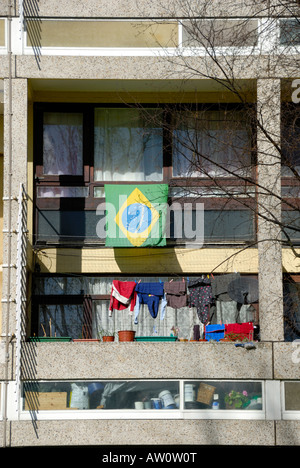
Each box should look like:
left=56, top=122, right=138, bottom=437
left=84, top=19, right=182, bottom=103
left=118, top=330, right=135, bottom=342
left=102, top=336, right=115, bottom=342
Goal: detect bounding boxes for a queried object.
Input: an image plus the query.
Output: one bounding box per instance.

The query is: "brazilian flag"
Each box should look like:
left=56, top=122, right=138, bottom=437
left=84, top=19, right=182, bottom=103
left=105, top=184, right=169, bottom=247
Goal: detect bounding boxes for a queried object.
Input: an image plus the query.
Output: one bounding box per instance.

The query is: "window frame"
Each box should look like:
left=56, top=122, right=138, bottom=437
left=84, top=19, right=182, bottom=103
left=18, top=379, right=266, bottom=421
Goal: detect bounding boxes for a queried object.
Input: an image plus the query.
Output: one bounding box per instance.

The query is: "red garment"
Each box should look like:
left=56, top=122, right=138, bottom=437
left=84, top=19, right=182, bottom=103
left=109, top=280, right=137, bottom=313
left=225, top=322, right=254, bottom=340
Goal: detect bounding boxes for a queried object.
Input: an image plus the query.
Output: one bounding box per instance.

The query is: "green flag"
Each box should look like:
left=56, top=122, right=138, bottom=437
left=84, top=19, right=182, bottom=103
left=105, top=184, right=169, bottom=247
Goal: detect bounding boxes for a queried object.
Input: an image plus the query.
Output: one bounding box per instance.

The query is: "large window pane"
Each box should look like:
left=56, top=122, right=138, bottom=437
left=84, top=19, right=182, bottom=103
left=283, top=280, right=300, bottom=342
left=284, top=382, right=300, bottom=410
left=94, top=108, right=163, bottom=181
left=23, top=380, right=179, bottom=410
left=282, top=211, right=300, bottom=242
left=182, top=19, right=258, bottom=48
left=280, top=19, right=300, bottom=46
left=37, top=210, right=105, bottom=242
left=173, top=110, right=252, bottom=178
left=37, top=186, right=88, bottom=198
left=170, top=209, right=254, bottom=241
left=43, top=112, right=83, bottom=175
left=184, top=380, right=263, bottom=410
left=38, top=304, right=84, bottom=338
left=281, top=106, right=300, bottom=176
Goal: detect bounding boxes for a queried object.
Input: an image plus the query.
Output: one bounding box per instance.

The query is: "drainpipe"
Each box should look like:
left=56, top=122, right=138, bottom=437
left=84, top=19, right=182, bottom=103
left=3, top=0, right=14, bottom=448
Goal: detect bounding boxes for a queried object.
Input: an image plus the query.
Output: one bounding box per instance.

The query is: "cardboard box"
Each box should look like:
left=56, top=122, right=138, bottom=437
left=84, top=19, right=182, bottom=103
left=24, top=391, right=68, bottom=410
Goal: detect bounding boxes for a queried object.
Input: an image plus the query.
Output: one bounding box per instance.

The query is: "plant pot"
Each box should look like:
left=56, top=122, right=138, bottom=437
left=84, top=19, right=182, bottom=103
left=102, top=336, right=115, bottom=342
left=118, top=330, right=135, bottom=342
left=28, top=337, right=72, bottom=342
left=135, top=336, right=177, bottom=342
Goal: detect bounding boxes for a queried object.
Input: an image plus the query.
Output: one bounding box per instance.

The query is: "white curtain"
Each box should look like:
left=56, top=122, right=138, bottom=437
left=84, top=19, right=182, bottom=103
left=94, top=108, right=163, bottom=181
left=92, top=299, right=200, bottom=340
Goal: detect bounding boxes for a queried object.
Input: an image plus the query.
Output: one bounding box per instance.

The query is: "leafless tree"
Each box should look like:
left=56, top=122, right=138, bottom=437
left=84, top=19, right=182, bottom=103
left=134, top=0, right=300, bottom=339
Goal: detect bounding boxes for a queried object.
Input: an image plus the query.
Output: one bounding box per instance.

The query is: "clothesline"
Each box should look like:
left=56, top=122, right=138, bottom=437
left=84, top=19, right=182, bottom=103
left=108, top=273, right=258, bottom=325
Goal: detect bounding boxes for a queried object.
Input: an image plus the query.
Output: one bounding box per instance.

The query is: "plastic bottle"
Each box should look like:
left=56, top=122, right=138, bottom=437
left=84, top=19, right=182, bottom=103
left=212, top=394, right=219, bottom=410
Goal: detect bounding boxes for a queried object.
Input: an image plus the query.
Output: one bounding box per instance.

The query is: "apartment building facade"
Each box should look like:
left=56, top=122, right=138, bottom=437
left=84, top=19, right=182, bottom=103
left=0, top=0, right=299, bottom=448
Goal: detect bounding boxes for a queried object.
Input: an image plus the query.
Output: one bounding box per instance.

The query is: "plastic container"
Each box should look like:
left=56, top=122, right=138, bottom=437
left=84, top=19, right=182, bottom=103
left=212, top=394, right=220, bottom=410
left=28, top=337, right=72, bottom=342
left=184, top=384, right=196, bottom=402
left=205, top=325, right=225, bottom=342
left=151, top=398, right=162, bottom=409
left=88, top=383, right=104, bottom=395
left=158, top=390, right=176, bottom=408
left=134, top=401, right=144, bottom=409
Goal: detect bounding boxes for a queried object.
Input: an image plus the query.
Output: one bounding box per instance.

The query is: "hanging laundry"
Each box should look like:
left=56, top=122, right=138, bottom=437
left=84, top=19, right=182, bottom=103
left=109, top=280, right=137, bottom=316
left=159, top=293, right=168, bottom=321
left=188, top=277, right=213, bottom=324
left=164, top=280, right=187, bottom=309
left=227, top=277, right=259, bottom=304
left=134, top=282, right=164, bottom=319
left=211, top=273, right=240, bottom=302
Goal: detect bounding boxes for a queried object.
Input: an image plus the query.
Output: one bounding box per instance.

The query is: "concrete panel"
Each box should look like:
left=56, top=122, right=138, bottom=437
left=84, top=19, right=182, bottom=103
left=274, top=343, right=300, bottom=380
left=21, top=342, right=273, bottom=380
left=16, top=0, right=280, bottom=19
left=6, top=419, right=275, bottom=447
left=16, top=55, right=264, bottom=81
left=275, top=421, right=300, bottom=446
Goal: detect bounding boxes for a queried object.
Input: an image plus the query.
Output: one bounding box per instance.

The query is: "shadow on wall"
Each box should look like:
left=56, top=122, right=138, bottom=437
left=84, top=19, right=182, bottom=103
left=23, top=0, right=42, bottom=70
left=20, top=342, right=39, bottom=437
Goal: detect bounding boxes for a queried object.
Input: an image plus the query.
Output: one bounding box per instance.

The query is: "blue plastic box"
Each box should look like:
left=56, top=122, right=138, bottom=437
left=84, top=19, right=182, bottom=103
left=205, top=325, right=225, bottom=341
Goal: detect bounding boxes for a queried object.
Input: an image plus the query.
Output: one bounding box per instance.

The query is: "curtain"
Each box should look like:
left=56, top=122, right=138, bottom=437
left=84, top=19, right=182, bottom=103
left=173, top=110, right=252, bottom=178
left=92, top=299, right=199, bottom=340
left=43, top=112, right=83, bottom=176
left=94, top=108, right=163, bottom=181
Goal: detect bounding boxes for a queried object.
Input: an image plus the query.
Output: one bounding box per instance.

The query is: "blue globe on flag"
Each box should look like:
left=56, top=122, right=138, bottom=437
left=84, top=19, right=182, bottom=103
left=122, top=203, right=152, bottom=234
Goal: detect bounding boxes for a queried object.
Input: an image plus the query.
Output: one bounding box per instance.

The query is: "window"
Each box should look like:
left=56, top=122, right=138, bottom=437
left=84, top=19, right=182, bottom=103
left=43, top=112, right=83, bottom=176
left=21, top=379, right=264, bottom=417
left=283, top=276, right=300, bottom=341
left=94, top=108, right=163, bottom=181
left=172, top=108, right=253, bottom=178
left=34, top=103, right=255, bottom=245
left=284, top=381, right=300, bottom=411
left=181, top=19, right=258, bottom=48
left=281, top=103, right=300, bottom=176
left=280, top=19, right=300, bottom=46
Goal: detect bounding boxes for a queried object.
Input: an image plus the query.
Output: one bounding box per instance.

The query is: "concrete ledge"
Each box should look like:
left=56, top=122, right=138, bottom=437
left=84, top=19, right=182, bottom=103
left=20, top=341, right=273, bottom=380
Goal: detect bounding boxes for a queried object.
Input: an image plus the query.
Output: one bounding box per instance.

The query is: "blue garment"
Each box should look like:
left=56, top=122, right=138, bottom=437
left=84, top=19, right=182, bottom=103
left=134, top=282, right=164, bottom=319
